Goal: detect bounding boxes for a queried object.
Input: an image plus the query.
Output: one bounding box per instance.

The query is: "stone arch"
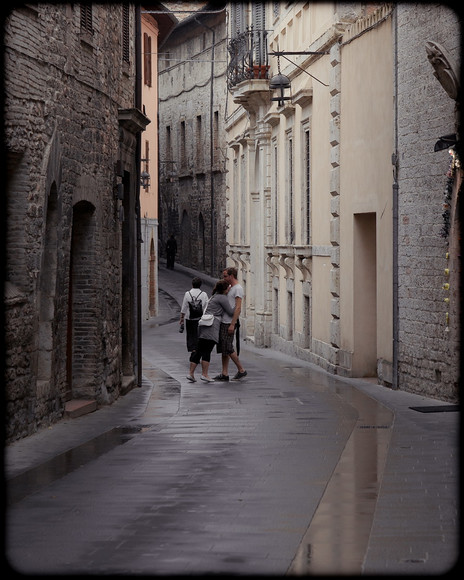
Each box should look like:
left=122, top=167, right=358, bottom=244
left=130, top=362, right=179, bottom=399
left=68, top=200, right=99, bottom=399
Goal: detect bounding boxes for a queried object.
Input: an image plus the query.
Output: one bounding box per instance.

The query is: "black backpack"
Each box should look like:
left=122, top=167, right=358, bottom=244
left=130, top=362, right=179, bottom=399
left=188, top=291, right=204, bottom=319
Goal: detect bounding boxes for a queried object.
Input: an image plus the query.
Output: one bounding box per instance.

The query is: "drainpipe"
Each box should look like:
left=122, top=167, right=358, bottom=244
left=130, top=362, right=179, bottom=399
left=392, top=5, right=399, bottom=390
left=135, top=4, right=142, bottom=387
left=194, top=15, right=216, bottom=275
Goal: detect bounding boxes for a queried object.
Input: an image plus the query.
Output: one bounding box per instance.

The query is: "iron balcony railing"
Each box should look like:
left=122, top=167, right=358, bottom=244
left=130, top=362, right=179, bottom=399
left=227, top=27, right=269, bottom=90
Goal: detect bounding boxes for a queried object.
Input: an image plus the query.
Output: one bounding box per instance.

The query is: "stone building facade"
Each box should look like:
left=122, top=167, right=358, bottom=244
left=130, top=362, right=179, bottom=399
left=395, top=4, right=461, bottom=400
left=224, top=2, right=460, bottom=402
left=226, top=2, right=394, bottom=380
left=4, top=4, right=149, bottom=442
left=140, top=5, right=176, bottom=319
left=158, top=2, right=228, bottom=276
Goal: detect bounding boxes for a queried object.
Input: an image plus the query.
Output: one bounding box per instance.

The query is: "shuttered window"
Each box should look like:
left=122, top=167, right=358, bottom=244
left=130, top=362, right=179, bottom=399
left=122, top=5, right=130, bottom=63
left=80, top=4, right=93, bottom=33
left=231, top=2, right=245, bottom=37
left=143, top=32, right=152, bottom=86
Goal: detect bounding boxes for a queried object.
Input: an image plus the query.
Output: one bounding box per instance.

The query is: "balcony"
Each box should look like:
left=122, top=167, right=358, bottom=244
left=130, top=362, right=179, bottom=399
left=227, top=28, right=269, bottom=90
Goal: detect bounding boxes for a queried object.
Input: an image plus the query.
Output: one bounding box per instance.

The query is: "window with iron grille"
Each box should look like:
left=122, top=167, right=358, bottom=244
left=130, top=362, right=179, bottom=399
left=287, top=134, right=294, bottom=244
left=122, top=5, right=130, bottom=63
left=80, top=4, right=93, bottom=33
left=273, top=141, right=278, bottom=245
left=305, top=128, right=311, bottom=245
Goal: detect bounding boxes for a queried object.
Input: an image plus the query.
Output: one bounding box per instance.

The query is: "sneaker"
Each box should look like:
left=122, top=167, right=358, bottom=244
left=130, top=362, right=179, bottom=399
left=214, top=374, right=229, bottom=381
left=186, top=375, right=196, bottom=382
left=232, top=370, right=247, bottom=380
left=200, top=375, right=215, bottom=382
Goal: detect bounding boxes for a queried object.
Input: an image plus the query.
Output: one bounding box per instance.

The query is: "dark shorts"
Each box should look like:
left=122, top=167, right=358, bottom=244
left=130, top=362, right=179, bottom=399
left=186, top=319, right=199, bottom=352
left=216, top=322, right=235, bottom=355
left=189, top=338, right=216, bottom=363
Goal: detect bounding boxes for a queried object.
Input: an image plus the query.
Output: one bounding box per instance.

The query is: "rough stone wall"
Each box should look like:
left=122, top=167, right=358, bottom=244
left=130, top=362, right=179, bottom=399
left=4, top=4, right=137, bottom=441
left=396, top=4, right=460, bottom=401
left=158, top=9, right=228, bottom=277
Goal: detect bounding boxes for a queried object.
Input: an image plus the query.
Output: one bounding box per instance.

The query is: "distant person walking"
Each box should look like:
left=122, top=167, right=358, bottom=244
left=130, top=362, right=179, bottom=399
left=214, top=267, right=247, bottom=381
left=165, top=234, right=177, bottom=269
left=179, top=277, right=208, bottom=353
left=187, top=279, right=235, bottom=383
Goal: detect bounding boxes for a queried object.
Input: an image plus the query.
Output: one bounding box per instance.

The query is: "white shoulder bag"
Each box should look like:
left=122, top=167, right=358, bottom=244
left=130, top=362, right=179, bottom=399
left=198, top=297, right=214, bottom=326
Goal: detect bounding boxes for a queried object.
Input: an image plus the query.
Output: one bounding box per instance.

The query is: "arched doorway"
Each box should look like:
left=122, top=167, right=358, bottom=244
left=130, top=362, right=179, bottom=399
left=67, top=200, right=98, bottom=399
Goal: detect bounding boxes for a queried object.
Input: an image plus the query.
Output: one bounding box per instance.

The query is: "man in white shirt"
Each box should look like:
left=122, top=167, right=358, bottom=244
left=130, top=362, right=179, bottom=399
left=214, top=267, right=247, bottom=381
left=179, top=277, right=208, bottom=352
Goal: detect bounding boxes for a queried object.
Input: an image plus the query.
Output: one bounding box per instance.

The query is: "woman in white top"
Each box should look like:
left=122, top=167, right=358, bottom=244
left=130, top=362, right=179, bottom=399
left=179, top=277, right=208, bottom=352
left=187, top=279, right=235, bottom=383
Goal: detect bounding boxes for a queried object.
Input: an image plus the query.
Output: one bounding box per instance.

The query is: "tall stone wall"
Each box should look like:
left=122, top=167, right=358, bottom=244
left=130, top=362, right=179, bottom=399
left=158, top=9, right=228, bottom=277
left=396, top=4, right=460, bottom=400
left=4, top=4, right=139, bottom=441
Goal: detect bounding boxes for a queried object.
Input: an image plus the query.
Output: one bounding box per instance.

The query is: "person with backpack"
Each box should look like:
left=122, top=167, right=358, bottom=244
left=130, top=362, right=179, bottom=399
left=179, top=277, right=208, bottom=353
left=187, top=279, right=236, bottom=383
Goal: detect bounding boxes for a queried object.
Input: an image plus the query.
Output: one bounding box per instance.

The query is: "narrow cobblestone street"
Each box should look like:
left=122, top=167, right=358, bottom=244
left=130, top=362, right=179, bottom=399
left=5, top=264, right=459, bottom=576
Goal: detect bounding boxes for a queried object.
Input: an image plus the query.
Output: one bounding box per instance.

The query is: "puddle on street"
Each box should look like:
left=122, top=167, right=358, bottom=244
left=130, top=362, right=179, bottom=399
left=287, top=383, right=394, bottom=575
left=6, top=426, right=147, bottom=505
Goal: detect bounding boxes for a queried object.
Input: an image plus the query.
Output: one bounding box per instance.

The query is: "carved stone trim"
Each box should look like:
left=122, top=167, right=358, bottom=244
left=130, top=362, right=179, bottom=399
left=425, top=40, right=460, bottom=102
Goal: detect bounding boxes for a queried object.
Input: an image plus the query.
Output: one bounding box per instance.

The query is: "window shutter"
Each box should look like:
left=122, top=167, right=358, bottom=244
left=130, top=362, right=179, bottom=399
left=80, top=4, right=92, bottom=33
left=122, top=5, right=130, bottom=63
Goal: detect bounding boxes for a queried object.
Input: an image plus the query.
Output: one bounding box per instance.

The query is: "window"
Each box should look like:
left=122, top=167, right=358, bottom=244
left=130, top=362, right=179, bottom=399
left=213, top=111, right=219, bottom=166
left=122, top=5, right=130, bottom=63
left=166, top=126, right=172, bottom=161
left=230, top=2, right=245, bottom=37
left=143, top=33, right=152, bottom=86
left=304, top=128, right=311, bottom=244
left=180, top=121, right=186, bottom=171
left=196, top=115, right=203, bottom=168
left=287, top=134, right=294, bottom=244
left=273, top=1, right=280, bottom=20
left=273, top=141, right=278, bottom=245
left=80, top=4, right=93, bottom=33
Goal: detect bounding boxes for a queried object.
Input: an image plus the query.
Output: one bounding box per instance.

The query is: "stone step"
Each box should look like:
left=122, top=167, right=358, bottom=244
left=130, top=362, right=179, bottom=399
left=64, top=399, right=97, bottom=419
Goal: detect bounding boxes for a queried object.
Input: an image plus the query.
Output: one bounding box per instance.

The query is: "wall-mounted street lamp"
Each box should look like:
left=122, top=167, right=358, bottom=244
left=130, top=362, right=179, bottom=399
left=269, top=71, right=292, bottom=107
left=140, top=158, right=150, bottom=189
left=268, top=49, right=329, bottom=105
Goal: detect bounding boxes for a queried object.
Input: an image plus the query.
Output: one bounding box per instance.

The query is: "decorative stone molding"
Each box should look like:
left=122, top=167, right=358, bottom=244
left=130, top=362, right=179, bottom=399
left=230, top=79, right=270, bottom=115
left=294, top=246, right=312, bottom=281
left=266, top=252, right=280, bottom=276
left=425, top=40, right=460, bottom=102
left=263, top=111, right=280, bottom=127
left=292, top=88, right=313, bottom=107
left=278, top=251, right=295, bottom=279
left=118, top=108, right=151, bottom=134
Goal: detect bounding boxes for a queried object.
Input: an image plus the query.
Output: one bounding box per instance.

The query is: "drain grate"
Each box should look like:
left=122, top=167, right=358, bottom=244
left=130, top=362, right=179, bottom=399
left=409, top=405, right=459, bottom=413
left=358, top=425, right=390, bottom=429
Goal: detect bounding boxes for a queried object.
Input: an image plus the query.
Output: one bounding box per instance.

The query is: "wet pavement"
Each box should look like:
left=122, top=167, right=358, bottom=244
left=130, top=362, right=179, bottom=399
left=4, top=262, right=460, bottom=575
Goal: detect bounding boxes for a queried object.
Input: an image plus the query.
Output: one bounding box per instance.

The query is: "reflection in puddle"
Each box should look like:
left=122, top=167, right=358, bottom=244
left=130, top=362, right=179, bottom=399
left=288, top=386, right=394, bottom=575
left=6, top=426, right=147, bottom=506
